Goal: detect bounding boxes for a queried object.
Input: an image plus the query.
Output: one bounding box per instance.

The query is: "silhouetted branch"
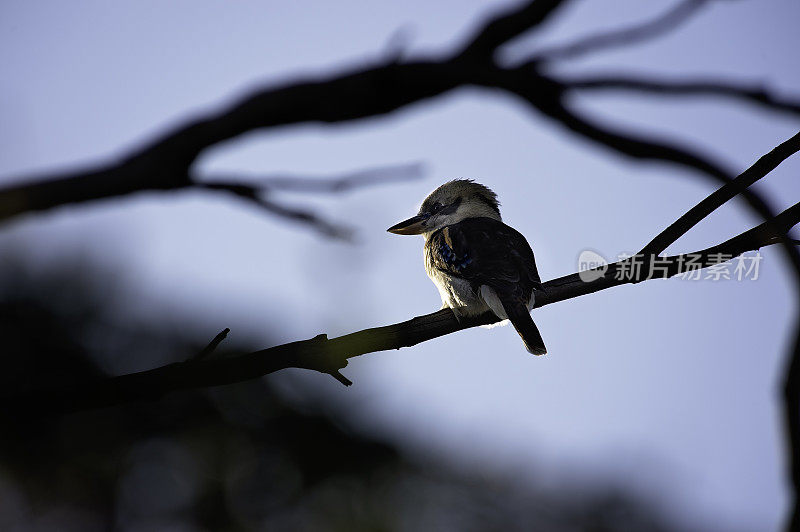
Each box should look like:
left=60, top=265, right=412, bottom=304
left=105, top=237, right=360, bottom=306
left=9, top=201, right=797, bottom=417
left=9, top=131, right=800, bottom=416
left=0, top=1, right=569, bottom=230
left=488, top=69, right=786, bottom=233
left=567, top=75, right=800, bottom=117
left=197, top=163, right=424, bottom=236
left=641, top=130, right=800, bottom=255
left=531, top=0, right=712, bottom=63
left=238, top=163, right=425, bottom=193
left=0, top=0, right=794, bottom=247
left=251, top=197, right=356, bottom=240
left=457, top=0, right=568, bottom=60
left=190, top=328, right=230, bottom=362
left=199, top=181, right=355, bottom=239
left=536, top=72, right=800, bottom=530
left=502, top=72, right=732, bottom=177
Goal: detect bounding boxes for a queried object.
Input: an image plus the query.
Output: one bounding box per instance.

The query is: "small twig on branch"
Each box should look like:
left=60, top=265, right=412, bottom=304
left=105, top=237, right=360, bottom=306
left=197, top=163, right=425, bottom=237
left=233, top=162, right=425, bottom=194
left=566, top=75, right=800, bottom=117
left=641, top=130, right=800, bottom=256
left=457, top=0, right=568, bottom=60
left=252, top=197, right=355, bottom=241
left=486, top=68, right=794, bottom=268
left=530, top=0, right=712, bottom=63
left=199, top=182, right=355, bottom=240
left=190, top=328, right=230, bottom=362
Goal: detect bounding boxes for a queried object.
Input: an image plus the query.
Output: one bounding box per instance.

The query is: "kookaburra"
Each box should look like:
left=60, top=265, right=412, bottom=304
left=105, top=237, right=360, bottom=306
left=388, top=179, right=547, bottom=355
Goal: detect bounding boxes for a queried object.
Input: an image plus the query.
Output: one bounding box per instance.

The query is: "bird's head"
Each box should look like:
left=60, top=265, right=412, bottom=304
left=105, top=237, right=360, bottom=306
left=387, top=179, right=501, bottom=236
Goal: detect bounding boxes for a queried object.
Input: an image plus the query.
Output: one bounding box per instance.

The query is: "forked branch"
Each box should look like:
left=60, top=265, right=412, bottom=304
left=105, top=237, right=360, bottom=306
left=8, top=181, right=799, bottom=417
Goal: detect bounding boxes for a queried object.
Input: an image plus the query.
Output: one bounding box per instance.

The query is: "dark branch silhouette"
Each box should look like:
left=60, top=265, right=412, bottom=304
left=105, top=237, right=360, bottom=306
left=228, top=162, right=425, bottom=193
left=642, top=130, right=800, bottom=255
left=2, top=0, right=795, bottom=240
left=495, top=56, right=800, bottom=525
left=457, top=0, right=568, bottom=60
left=8, top=200, right=796, bottom=417
left=530, top=0, right=712, bottom=63
left=0, top=1, right=571, bottom=229
left=198, top=181, right=357, bottom=240
left=9, top=133, right=800, bottom=419
left=191, top=328, right=230, bottom=362
left=197, top=163, right=425, bottom=238
left=567, top=75, right=800, bottom=117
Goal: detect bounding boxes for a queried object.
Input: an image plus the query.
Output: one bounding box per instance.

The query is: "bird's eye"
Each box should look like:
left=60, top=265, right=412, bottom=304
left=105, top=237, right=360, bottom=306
left=431, top=202, right=443, bottom=213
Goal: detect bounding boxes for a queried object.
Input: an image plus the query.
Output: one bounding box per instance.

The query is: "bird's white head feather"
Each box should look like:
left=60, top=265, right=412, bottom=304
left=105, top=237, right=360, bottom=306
left=387, top=179, right=502, bottom=236
left=418, top=179, right=501, bottom=234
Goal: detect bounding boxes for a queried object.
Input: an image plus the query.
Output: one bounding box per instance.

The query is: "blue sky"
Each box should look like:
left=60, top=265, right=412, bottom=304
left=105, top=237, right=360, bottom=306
left=2, top=0, right=800, bottom=529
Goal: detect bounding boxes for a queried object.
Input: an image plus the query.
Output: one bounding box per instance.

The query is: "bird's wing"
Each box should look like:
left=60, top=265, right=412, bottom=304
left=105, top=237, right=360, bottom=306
left=427, top=217, right=542, bottom=302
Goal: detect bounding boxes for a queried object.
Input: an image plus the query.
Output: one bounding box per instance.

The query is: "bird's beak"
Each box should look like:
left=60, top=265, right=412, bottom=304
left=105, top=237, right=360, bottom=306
left=387, top=214, right=427, bottom=235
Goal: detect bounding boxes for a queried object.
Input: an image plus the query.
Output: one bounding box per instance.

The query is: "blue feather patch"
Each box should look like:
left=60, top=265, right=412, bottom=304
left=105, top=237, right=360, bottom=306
left=439, top=242, right=471, bottom=271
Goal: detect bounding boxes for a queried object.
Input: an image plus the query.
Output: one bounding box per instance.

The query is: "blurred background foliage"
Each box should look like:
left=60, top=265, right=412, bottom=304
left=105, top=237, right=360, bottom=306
left=0, top=254, right=671, bottom=531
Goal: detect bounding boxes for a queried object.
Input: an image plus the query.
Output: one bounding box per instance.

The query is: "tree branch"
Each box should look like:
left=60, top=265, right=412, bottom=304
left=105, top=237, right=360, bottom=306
left=6, top=199, right=798, bottom=418
left=640, top=130, right=800, bottom=255
left=485, top=68, right=789, bottom=235
left=0, top=1, right=571, bottom=228
left=484, top=69, right=800, bottom=288
left=196, top=163, right=425, bottom=238
left=1, top=0, right=796, bottom=247
left=530, top=0, right=713, bottom=63
left=566, top=75, right=800, bottom=117
left=0, top=60, right=464, bottom=226
left=199, top=182, right=356, bottom=240
left=457, top=0, right=569, bottom=60
left=224, top=162, right=425, bottom=194
left=190, top=328, right=230, bottom=362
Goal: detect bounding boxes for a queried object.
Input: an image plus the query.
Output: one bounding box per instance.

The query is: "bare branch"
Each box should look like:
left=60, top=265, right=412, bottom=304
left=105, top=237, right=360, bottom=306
left=209, top=162, right=425, bottom=194
left=0, top=1, right=568, bottom=228
left=0, top=0, right=784, bottom=247
left=0, top=60, right=464, bottom=226
left=190, top=328, right=230, bottom=362
left=457, top=0, right=570, bottom=60
left=6, top=203, right=796, bottom=418
left=199, top=182, right=355, bottom=240
left=506, top=78, right=800, bottom=520
left=486, top=69, right=790, bottom=256
left=531, top=0, right=712, bottom=63
left=249, top=197, right=356, bottom=241
left=641, top=130, right=800, bottom=255
left=566, top=75, right=800, bottom=117
left=194, top=164, right=425, bottom=237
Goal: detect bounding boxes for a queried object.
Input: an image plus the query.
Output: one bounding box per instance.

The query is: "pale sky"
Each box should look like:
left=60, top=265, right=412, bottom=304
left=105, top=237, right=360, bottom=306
left=2, top=1, right=800, bottom=529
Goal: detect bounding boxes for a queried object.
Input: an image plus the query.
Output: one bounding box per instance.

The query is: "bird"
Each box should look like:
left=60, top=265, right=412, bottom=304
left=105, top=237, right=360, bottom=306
left=387, top=179, right=547, bottom=355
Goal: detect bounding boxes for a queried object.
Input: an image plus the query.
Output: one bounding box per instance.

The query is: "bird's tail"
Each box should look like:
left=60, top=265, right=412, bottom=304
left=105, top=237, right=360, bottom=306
left=501, top=301, right=547, bottom=356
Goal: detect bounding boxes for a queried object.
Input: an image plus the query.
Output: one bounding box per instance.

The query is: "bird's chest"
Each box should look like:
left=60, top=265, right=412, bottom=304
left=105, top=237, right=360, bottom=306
left=424, top=245, right=487, bottom=315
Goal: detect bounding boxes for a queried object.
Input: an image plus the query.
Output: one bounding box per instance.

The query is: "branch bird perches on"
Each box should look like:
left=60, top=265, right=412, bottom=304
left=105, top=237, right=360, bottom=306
left=7, top=129, right=800, bottom=417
